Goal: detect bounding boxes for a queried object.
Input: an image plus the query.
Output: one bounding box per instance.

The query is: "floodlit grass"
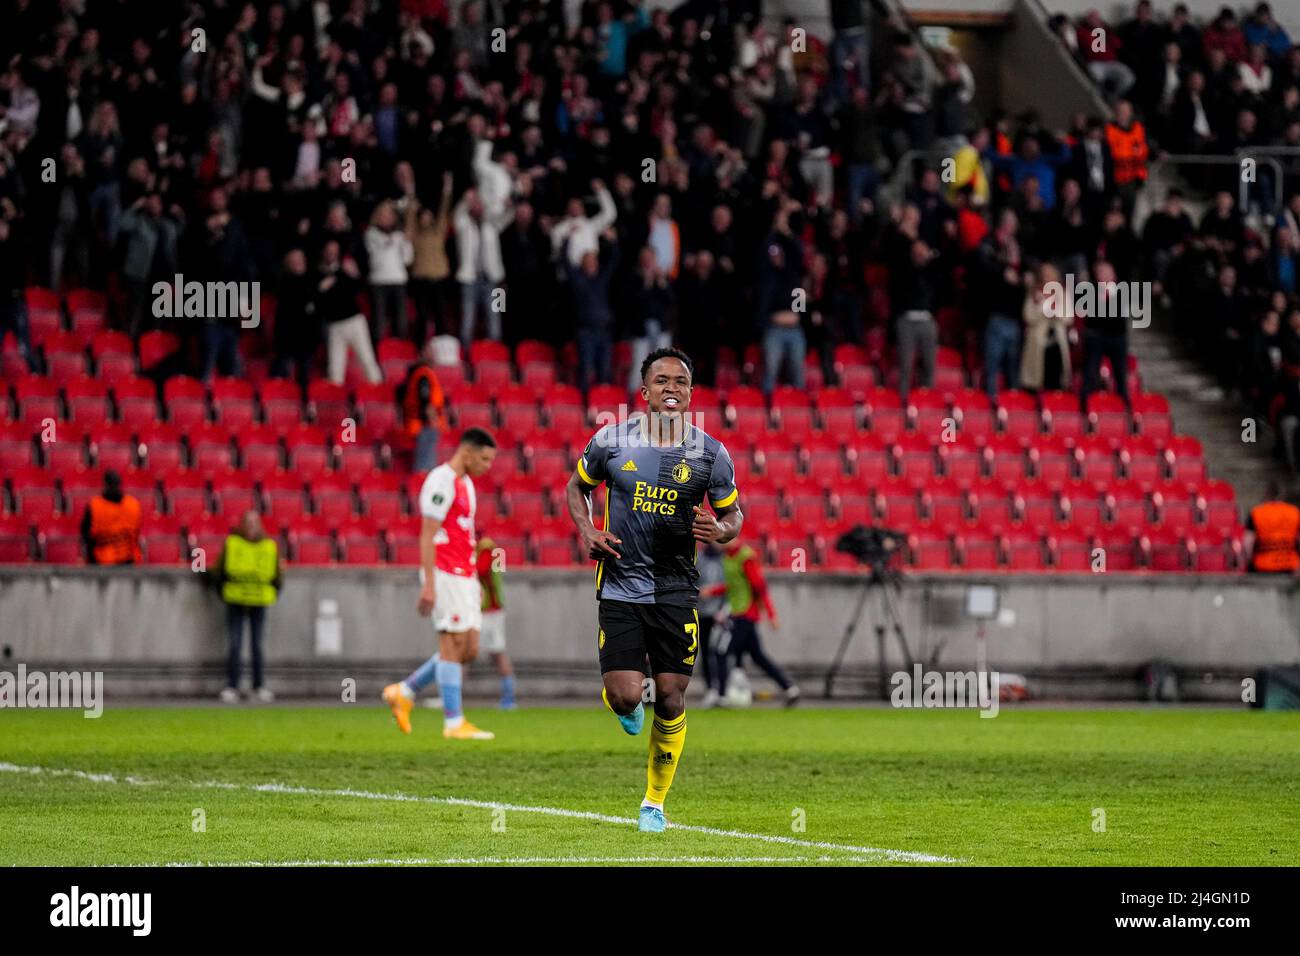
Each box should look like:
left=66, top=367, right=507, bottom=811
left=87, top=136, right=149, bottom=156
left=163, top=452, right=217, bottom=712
left=2, top=705, right=1297, bottom=866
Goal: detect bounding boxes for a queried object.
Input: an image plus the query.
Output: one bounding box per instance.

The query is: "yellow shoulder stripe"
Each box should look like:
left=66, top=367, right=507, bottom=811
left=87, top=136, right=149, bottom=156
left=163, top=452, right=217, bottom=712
left=576, top=458, right=595, bottom=485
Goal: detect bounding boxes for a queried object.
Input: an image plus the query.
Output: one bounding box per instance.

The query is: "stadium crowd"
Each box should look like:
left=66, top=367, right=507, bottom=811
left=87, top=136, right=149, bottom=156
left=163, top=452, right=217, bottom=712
left=0, top=1, right=1296, bottom=437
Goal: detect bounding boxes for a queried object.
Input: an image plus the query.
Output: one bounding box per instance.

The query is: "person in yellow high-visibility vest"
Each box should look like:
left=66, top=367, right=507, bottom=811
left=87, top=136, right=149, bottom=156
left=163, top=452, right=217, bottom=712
left=215, top=511, right=282, bottom=703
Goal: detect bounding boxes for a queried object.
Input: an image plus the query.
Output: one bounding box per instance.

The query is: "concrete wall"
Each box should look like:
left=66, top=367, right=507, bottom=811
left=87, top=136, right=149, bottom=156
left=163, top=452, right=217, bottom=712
left=2, top=567, right=1297, bottom=698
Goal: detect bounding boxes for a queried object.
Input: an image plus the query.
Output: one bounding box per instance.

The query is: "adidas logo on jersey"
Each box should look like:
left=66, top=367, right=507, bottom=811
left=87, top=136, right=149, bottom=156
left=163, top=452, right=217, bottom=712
left=620, top=460, right=638, bottom=471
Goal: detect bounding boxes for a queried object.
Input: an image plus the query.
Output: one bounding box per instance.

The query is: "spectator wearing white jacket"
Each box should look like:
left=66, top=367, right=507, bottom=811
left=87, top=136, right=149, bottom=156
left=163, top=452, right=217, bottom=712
left=454, top=187, right=514, bottom=350
left=365, top=200, right=415, bottom=339
left=550, top=179, right=616, bottom=267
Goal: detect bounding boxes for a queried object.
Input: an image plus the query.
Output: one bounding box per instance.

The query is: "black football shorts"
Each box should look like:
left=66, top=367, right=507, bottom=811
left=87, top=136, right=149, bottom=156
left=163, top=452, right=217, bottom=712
left=597, top=599, right=700, bottom=676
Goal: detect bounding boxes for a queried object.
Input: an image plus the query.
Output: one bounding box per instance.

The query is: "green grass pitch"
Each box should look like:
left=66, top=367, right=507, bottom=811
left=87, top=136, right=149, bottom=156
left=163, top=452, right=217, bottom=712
left=2, top=705, right=1298, bottom=866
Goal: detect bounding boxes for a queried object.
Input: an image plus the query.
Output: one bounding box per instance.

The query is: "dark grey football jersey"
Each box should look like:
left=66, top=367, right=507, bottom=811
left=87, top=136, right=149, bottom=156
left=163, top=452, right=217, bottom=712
left=576, top=418, right=738, bottom=606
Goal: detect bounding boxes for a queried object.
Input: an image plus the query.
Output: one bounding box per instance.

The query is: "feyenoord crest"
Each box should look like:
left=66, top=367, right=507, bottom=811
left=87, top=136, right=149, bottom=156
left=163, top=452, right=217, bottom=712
left=671, top=460, right=692, bottom=483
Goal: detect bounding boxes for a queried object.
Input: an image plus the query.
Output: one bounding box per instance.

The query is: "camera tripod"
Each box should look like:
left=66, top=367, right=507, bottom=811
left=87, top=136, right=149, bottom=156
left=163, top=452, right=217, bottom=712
left=823, top=565, right=915, bottom=700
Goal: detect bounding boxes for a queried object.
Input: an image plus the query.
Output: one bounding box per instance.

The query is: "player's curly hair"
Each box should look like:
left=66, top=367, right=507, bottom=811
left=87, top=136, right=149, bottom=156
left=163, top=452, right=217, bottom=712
left=640, top=346, right=694, bottom=384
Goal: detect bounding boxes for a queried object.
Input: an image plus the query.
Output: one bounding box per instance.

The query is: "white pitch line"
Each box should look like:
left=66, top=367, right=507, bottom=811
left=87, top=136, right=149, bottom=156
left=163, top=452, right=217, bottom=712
left=0, top=762, right=964, bottom=864
left=132, top=855, right=862, bottom=867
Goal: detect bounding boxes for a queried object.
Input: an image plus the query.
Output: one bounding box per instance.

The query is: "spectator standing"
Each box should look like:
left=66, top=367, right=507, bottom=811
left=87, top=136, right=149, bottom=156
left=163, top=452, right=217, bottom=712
left=410, top=172, right=455, bottom=341
left=0, top=217, right=35, bottom=372
left=1080, top=259, right=1132, bottom=410
left=1021, top=261, right=1074, bottom=392
left=568, top=241, right=620, bottom=392
left=453, top=187, right=512, bottom=351
left=891, top=237, right=941, bottom=402
left=118, top=192, right=183, bottom=337
left=365, top=199, right=415, bottom=340
left=215, top=511, right=282, bottom=703
left=316, top=240, right=382, bottom=385
left=271, top=248, right=320, bottom=393
left=81, top=470, right=141, bottom=565
left=625, top=246, right=675, bottom=393
left=976, top=209, right=1026, bottom=399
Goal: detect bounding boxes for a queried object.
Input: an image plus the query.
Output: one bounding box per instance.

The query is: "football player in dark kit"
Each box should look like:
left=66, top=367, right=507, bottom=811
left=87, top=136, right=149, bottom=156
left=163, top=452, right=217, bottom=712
left=566, top=347, right=744, bottom=832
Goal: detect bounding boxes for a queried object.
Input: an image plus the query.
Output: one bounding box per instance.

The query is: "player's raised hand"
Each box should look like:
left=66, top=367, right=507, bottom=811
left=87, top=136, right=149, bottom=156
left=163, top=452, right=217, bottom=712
left=692, top=505, right=723, bottom=543
left=583, top=528, right=623, bottom=560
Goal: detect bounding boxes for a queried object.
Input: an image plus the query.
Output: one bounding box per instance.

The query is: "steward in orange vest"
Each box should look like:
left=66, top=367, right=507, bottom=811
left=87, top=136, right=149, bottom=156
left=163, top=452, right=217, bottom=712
left=400, top=342, right=450, bottom=472
left=80, top=470, right=142, bottom=564
left=1105, top=104, right=1149, bottom=187
left=1247, top=483, right=1300, bottom=573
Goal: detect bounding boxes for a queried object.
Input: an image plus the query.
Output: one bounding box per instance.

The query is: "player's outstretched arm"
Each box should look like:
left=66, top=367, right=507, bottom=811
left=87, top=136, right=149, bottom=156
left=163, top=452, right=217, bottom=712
left=566, top=471, right=622, bottom=559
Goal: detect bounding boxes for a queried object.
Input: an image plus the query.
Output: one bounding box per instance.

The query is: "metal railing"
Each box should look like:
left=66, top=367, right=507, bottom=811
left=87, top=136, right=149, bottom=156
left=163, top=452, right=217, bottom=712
left=1150, top=153, right=1285, bottom=216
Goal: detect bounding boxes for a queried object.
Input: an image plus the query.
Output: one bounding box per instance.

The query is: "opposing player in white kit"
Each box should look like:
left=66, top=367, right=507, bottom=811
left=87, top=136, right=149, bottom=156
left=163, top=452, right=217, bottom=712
left=383, top=428, right=498, bottom=740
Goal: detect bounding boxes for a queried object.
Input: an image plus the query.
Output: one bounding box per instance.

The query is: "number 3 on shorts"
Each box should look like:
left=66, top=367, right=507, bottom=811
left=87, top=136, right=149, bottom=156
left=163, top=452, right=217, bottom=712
left=683, top=612, right=698, bottom=666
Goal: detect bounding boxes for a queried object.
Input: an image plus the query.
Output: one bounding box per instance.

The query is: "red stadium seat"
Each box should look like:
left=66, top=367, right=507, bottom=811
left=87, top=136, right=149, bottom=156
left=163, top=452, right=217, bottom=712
left=313, top=476, right=358, bottom=523
left=894, top=433, right=938, bottom=486
left=61, top=467, right=105, bottom=516
left=290, top=532, right=336, bottom=564
left=1106, top=480, right=1149, bottom=531
left=846, top=433, right=891, bottom=485
left=141, top=515, right=184, bottom=565
left=40, top=517, right=85, bottom=564
left=1049, top=530, right=1094, bottom=571
left=1016, top=483, right=1059, bottom=533
left=876, top=479, right=920, bottom=526
left=1152, top=482, right=1197, bottom=534
left=1095, top=530, right=1141, bottom=571
left=1030, top=435, right=1076, bottom=488
left=1120, top=435, right=1166, bottom=487
left=211, top=377, right=257, bottom=429
left=138, top=423, right=186, bottom=473
left=164, top=474, right=210, bottom=523
left=1075, top=436, right=1118, bottom=486
left=952, top=389, right=995, bottom=442
left=956, top=533, right=1000, bottom=570
left=984, top=435, right=1028, bottom=485
left=997, top=391, right=1040, bottom=445
left=1145, top=528, right=1188, bottom=572
left=163, top=376, right=208, bottom=428
left=14, top=375, right=61, bottom=427
left=120, top=471, right=159, bottom=519
left=938, top=435, right=983, bottom=485
left=308, top=380, right=351, bottom=426
left=1059, top=484, right=1104, bottom=536
left=190, top=420, right=236, bottom=469
left=138, top=331, right=181, bottom=371
left=1189, top=530, right=1241, bottom=572
left=1131, top=393, right=1172, bottom=441
left=261, top=474, right=308, bottom=524
left=361, top=473, right=405, bottom=523
left=338, top=518, right=384, bottom=564
left=925, top=480, right=970, bottom=528
left=0, top=421, right=36, bottom=469
left=833, top=493, right=874, bottom=527
left=1004, top=531, right=1045, bottom=570
left=863, top=388, right=905, bottom=442
left=816, top=387, right=860, bottom=433
left=802, top=432, right=847, bottom=484
left=113, top=376, right=159, bottom=428
left=335, top=442, right=380, bottom=482
left=45, top=423, right=89, bottom=471
left=908, top=531, right=953, bottom=570
left=65, top=377, right=112, bottom=428
left=0, top=514, right=33, bottom=561
left=1166, top=436, right=1206, bottom=486
left=969, top=481, right=1014, bottom=531
left=1199, top=480, right=1239, bottom=535
left=212, top=476, right=258, bottom=519
left=10, top=468, right=60, bottom=522
left=908, top=388, right=950, bottom=439
left=1086, top=392, right=1130, bottom=445
left=1041, top=391, right=1085, bottom=440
